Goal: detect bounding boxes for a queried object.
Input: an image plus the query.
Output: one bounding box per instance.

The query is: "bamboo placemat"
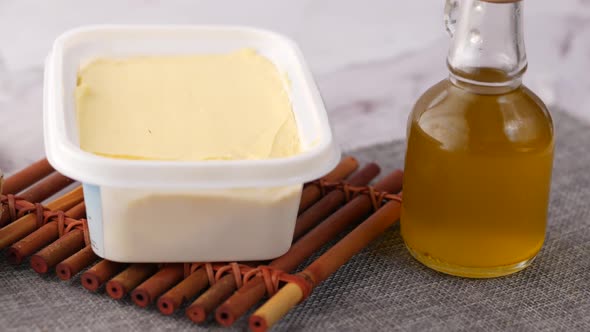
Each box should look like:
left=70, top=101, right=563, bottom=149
left=0, top=150, right=404, bottom=330
left=1, top=110, right=589, bottom=331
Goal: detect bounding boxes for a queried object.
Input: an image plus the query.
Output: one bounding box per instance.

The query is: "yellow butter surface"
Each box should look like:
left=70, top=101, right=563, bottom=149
left=75, top=49, right=300, bottom=161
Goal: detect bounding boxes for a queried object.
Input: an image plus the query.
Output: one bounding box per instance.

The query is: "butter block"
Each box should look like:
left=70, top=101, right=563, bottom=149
left=75, top=49, right=301, bottom=161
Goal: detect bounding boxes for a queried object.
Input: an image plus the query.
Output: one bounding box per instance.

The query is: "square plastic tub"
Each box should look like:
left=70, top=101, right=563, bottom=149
left=43, top=25, right=340, bottom=262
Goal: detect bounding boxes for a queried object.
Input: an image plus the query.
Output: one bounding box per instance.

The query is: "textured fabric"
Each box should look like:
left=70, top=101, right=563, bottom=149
left=1, top=110, right=589, bottom=331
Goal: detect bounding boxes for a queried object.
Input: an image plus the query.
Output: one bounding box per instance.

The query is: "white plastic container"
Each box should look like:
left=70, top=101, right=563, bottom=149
left=43, top=25, right=340, bottom=262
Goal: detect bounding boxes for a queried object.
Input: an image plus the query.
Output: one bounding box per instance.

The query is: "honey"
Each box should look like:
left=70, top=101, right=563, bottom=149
left=401, top=0, right=555, bottom=278
left=401, top=76, right=554, bottom=277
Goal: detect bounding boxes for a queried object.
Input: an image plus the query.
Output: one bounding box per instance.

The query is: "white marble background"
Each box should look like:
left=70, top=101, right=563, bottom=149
left=1, top=0, right=589, bottom=173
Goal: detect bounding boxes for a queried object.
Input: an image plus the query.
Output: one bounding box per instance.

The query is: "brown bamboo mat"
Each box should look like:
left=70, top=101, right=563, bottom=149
left=1, top=110, right=589, bottom=331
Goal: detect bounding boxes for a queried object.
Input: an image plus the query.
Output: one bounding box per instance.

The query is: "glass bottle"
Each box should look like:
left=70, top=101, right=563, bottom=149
left=401, top=0, right=554, bottom=278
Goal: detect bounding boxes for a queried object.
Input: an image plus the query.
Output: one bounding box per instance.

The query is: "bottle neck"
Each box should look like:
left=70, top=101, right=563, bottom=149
left=447, top=0, right=526, bottom=94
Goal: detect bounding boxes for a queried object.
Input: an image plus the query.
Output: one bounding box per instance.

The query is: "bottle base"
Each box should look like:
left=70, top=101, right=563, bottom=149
left=405, top=244, right=537, bottom=278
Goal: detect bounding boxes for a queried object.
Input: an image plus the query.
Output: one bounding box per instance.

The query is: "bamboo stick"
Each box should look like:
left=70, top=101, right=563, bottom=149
left=0, top=186, right=84, bottom=250
left=250, top=199, right=402, bottom=331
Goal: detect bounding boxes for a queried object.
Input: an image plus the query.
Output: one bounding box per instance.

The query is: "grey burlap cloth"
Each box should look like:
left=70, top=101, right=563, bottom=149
left=1, top=110, right=589, bottom=331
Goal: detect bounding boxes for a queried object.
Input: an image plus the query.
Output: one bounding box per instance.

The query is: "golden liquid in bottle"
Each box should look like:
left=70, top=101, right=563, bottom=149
left=401, top=70, right=554, bottom=278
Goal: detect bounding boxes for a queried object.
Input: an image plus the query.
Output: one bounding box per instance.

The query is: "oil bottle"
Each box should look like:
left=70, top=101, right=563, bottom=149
left=401, top=0, right=554, bottom=278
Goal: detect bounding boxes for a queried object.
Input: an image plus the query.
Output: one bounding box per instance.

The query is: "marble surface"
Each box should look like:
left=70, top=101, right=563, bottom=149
left=1, top=0, right=589, bottom=173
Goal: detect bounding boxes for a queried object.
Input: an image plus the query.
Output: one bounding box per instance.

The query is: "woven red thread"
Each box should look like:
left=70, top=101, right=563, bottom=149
left=0, top=194, right=91, bottom=245
left=214, top=262, right=252, bottom=288
left=242, top=265, right=313, bottom=299
left=183, top=262, right=253, bottom=288
left=308, top=181, right=402, bottom=211
left=39, top=210, right=90, bottom=245
left=179, top=179, right=402, bottom=298
left=307, top=179, right=330, bottom=197
left=1, top=194, right=24, bottom=223
left=184, top=263, right=217, bottom=285
left=61, top=218, right=90, bottom=246
left=6, top=194, right=17, bottom=221
left=1, top=194, right=47, bottom=226
left=181, top=262, right=312, bottom=299
left=183, top=263, right=305, bottom=297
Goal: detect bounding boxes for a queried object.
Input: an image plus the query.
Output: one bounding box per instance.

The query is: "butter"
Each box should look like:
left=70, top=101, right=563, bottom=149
left=75, top=49, right=300, bottom=161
